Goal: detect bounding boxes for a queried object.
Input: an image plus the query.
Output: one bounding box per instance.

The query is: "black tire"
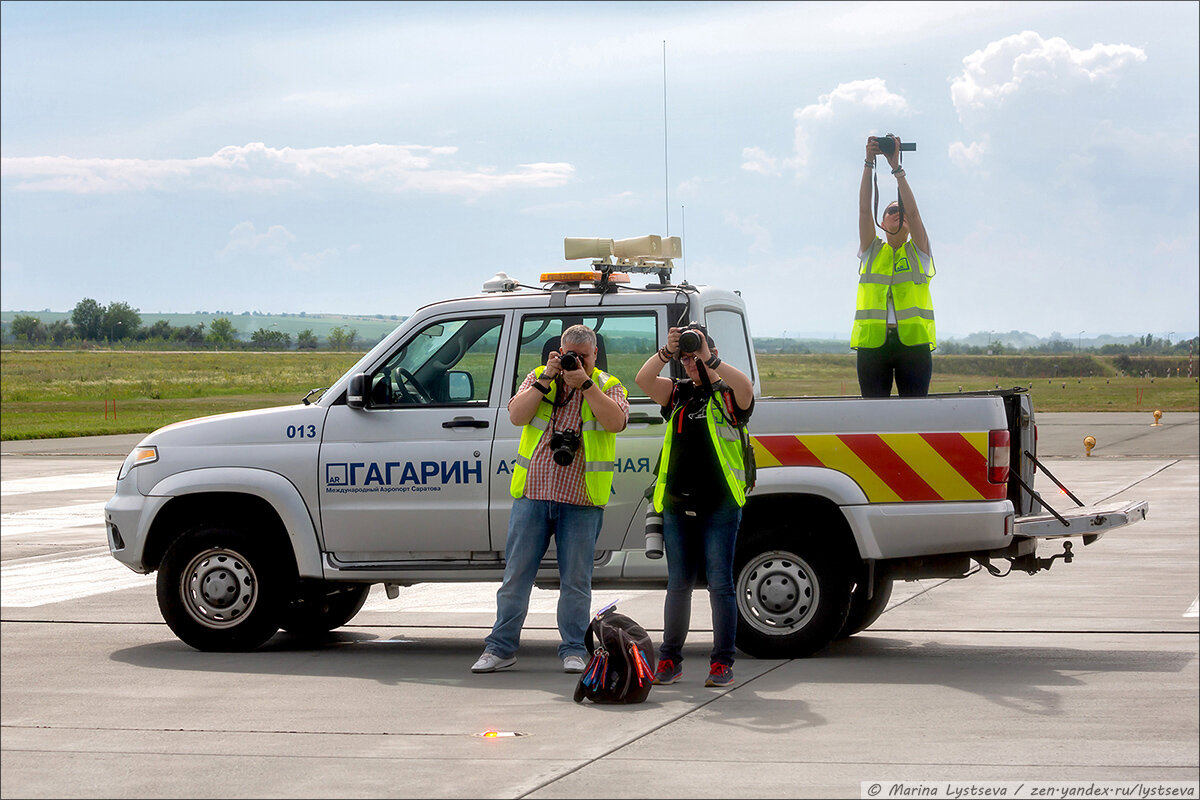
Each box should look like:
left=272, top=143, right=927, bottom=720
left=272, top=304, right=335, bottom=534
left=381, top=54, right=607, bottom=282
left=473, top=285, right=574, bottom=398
left=156, top=527, right=283, bottom=652
left=734, top=528, right=853, bottom=659
left=837, top=571, right=894, bottom=638
left=279, top=583, right=370, bottom=638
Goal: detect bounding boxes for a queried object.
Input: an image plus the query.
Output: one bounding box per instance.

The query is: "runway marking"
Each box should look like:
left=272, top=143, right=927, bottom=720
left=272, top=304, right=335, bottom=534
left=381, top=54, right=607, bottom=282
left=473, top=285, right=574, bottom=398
left=0, top=550, right=154, bottom=608
left=0, top=471, right=115, bottom=497
left=0, top=501, right=108, bottom=538
left=1185, top=596, right=1198, bottom=618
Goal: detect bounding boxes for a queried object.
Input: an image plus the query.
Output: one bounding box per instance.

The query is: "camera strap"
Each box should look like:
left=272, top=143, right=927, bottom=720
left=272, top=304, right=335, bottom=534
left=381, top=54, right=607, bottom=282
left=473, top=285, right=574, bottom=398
left=872, top=146, right=905, bottom=232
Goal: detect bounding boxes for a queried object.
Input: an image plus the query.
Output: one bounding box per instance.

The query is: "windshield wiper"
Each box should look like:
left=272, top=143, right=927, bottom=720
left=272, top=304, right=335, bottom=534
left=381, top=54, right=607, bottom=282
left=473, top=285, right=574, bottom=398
left=302, top=387, right=329, bottom=406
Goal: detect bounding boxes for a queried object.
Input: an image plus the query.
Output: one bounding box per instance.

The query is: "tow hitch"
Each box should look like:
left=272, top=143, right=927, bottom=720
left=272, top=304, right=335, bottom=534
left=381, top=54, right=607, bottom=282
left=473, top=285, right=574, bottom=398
left=975, top=540, right=1074, bottom=577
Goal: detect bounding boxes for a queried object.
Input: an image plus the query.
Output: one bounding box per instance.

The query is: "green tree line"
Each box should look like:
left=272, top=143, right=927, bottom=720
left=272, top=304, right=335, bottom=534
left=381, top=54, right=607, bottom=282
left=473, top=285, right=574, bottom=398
left=6, top=299, right=362, bottom=351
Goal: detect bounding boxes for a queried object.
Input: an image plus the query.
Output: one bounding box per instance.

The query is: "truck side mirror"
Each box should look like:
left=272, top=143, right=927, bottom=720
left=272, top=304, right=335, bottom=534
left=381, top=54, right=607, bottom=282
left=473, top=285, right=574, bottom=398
left=447, top=370, right=474, bottom=402
left=347, top=373, right=368, bottom=408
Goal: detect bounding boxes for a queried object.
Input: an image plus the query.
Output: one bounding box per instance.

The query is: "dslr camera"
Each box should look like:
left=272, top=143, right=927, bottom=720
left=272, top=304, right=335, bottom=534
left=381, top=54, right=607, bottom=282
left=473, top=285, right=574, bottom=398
left=549, top=429, right=581, bottom=466
left=557, top=350, right=581, bottom=372
left=677, top=324, right=709, bottom=354
left=877, top=134, right=916, bottom=155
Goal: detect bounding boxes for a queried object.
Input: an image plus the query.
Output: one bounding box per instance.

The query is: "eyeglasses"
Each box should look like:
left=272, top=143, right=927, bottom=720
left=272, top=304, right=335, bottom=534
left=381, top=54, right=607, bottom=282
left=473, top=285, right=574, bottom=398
left=884, top=206, right=902, bottom=216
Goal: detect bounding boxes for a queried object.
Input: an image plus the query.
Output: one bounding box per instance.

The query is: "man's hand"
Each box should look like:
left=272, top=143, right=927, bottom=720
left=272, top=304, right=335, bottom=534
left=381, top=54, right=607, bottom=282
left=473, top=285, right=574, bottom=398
left=543, top=352, right=562, bottom=380
left=560, top=356, right=589, bottom=389
left=866, top=136, right=881, bottom=161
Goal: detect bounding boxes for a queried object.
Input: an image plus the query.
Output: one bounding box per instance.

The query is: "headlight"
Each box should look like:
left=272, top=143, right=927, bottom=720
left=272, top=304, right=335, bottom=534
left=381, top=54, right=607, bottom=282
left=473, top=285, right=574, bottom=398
left=117, top=446, right=158, bottom=480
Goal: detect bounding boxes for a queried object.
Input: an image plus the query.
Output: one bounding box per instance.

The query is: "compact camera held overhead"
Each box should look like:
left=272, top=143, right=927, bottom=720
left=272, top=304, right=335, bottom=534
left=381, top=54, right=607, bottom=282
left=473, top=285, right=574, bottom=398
left=875, top=133, right=916, bottom=155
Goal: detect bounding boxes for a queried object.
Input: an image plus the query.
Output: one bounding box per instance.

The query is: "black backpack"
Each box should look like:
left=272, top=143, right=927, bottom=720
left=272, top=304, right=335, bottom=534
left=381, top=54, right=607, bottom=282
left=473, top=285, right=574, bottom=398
left=573, top=604, right=657, bottom=705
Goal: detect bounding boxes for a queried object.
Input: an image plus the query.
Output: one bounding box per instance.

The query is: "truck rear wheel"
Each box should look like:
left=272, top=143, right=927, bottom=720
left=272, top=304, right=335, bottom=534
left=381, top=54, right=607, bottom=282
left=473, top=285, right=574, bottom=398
left=734, top=529, right=852, bottom=659
left=838, top=571, right=893, bottom=638
left=156, top=527, right=282, bottom=652
left=280, top=583, right=370, bottom=638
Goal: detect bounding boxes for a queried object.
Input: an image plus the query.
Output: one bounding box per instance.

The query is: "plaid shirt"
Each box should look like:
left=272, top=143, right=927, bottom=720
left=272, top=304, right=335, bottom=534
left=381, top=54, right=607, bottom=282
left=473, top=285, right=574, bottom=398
left=516, top=370, right=629, bottom=507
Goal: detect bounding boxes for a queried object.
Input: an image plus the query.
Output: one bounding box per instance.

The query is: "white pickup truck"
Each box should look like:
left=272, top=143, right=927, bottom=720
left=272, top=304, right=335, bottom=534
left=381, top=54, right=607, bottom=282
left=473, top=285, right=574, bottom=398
left=104, top=235, right=1148, bottom=657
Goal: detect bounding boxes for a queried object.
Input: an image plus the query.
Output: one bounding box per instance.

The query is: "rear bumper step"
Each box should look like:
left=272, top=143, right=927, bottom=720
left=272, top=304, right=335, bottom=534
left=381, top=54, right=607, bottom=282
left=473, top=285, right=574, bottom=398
left=1014, top=499, right=1149, bottom=539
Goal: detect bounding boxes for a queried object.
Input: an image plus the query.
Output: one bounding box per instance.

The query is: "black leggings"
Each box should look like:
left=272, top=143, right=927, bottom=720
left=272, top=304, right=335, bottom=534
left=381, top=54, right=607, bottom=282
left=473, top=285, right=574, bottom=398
left=856, top=328, right=932, bottom=397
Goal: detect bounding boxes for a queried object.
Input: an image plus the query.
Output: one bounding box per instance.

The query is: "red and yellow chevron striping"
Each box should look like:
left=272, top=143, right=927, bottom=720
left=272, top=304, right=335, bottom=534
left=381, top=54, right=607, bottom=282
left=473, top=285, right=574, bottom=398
left=751, top=431, right=1004, bottom=503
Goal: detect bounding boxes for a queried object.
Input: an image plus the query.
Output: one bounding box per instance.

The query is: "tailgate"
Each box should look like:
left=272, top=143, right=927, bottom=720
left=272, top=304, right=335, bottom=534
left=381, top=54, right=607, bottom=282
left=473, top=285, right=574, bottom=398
left=1014, top=499, right=1149, bottom=539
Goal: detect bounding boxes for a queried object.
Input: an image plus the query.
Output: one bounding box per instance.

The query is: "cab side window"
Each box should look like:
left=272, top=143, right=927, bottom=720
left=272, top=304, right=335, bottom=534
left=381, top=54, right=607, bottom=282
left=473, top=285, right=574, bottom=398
left=704, top=309, right=755, bottom=383
left=514, top=313, right=657, bottom=399
left=371, top=316, right=503, bottom=406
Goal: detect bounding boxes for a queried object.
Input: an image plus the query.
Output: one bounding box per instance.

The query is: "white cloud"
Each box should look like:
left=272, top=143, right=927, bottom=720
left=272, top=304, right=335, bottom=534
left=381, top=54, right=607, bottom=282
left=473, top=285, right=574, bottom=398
left=219, top=222, right=337, bottom=273
left=948, top=139, right=989, bottom=169
left=951, top=31, right=1146, bottom=118
left=787, top=79, right=909, bottom=171
left=220, top=221, right=296, bottom=259
left=723, top=211, right=772, bottom=254
left=0, top=143, right=573, bottom=197
left=740, top=147, right=779, bottom=176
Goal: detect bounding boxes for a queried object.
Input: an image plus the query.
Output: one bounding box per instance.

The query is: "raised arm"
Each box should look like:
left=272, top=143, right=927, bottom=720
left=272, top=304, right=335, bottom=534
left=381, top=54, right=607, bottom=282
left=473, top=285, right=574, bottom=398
left=860, top=137, right=881, bottom=255
left=883, top=137, right=930, bottom=256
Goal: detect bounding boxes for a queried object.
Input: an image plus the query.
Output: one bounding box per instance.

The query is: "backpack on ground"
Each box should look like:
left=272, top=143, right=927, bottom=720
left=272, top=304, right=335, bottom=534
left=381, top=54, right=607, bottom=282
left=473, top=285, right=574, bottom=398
left=573, top=603, right=657, bottom=705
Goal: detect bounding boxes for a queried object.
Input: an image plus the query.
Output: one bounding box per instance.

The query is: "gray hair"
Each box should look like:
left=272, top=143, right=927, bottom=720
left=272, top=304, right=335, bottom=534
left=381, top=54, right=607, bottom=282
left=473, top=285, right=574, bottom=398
left=560, top=324, right=596, bottom=350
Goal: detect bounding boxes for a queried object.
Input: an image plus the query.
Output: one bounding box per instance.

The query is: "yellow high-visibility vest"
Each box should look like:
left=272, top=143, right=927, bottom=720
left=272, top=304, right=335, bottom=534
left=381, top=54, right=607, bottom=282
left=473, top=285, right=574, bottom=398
left=510, top=366, right=623, bottom=506
left=652, top=389, right=748, bottom=513
left=851, top=238, right=936, bottom=350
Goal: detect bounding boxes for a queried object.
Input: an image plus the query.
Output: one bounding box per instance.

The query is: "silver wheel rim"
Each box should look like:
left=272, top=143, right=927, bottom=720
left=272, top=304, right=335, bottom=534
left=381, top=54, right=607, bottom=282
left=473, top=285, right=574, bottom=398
left=736, top=549, right=818, bottom=635
left=180, top=547, right=258, bottom=629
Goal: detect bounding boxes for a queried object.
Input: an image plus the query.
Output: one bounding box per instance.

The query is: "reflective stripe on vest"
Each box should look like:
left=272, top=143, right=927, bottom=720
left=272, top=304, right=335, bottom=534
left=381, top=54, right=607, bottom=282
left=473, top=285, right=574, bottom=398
left=652, top=391, right=748, bottom=513
left=509, top=366, right=623, bottom=506
left=850, top=239, right=936, bottom=350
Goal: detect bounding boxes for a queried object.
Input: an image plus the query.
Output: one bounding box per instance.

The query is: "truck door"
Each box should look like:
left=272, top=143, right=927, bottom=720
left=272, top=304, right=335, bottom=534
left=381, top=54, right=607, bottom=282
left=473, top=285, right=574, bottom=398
left=490, top=309, right=667, bottom=553
left=319, top=314, right=506, bottom=561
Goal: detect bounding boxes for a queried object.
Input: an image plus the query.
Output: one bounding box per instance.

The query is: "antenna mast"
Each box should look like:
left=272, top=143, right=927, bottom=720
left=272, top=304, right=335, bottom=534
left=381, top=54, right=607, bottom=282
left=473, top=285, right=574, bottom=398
left=663, top=40, right=669, bottom=236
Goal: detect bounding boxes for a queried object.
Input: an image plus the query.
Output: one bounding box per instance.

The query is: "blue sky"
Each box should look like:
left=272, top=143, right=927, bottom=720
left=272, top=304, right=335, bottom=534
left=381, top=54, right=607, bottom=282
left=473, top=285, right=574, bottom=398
left=2, top=1, right=1197, bottom=340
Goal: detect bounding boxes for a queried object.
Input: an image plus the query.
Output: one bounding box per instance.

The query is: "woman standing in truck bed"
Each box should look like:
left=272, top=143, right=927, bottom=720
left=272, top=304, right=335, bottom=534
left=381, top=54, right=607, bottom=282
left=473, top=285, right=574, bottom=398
left=853, top=133, right=936, bottom=398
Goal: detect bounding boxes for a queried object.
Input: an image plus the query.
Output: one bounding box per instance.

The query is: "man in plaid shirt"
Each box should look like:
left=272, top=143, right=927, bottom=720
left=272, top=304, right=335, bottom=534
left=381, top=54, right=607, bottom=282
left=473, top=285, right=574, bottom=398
left=472, top=325, right=629, bottom=674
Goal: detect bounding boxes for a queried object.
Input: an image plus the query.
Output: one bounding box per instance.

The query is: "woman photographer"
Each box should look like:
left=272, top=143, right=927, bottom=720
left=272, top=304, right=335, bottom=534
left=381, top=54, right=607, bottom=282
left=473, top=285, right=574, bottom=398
left=854, top=133, right=936, bottom=397
left=635, top=326, right=753, bottom=687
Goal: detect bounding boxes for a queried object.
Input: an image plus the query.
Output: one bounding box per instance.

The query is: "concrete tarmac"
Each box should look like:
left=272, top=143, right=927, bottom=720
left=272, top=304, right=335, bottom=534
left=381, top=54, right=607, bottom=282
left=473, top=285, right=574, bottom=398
left=1, top=413, right=1197, bottom=798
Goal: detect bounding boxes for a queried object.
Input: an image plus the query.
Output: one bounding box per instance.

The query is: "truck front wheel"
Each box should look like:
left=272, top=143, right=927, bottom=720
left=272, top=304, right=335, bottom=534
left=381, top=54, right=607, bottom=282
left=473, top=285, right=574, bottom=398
left=156, top=527, right=282, bottom=652
left=734, top=530, right=852, bottom=659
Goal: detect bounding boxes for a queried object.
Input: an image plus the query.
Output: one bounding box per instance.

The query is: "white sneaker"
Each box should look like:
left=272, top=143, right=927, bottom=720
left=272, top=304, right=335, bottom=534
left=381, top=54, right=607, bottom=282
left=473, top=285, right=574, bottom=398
left=471, top=652, right=516, bottom=673
left=563, top=655, right=587, bottom=673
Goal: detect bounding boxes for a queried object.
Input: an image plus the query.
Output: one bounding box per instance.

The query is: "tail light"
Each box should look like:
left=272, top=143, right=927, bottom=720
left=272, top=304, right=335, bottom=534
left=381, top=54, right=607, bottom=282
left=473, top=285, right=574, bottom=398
left=988, top=429, right=1010, bottom=483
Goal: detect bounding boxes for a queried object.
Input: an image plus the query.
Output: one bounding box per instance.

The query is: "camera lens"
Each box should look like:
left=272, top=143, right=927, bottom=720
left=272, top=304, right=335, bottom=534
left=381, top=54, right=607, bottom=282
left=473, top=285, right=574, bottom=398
left=558, top=352, right=578, bottom=371
left=644, top=507, right=664, bottom=559
left=678, top=330, right=702, bottom=353
left=550, top=430, right=580, bottom=466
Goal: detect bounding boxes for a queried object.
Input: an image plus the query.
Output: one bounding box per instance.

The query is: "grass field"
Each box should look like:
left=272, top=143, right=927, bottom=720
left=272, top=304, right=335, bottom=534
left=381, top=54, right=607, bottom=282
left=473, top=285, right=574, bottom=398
left=2, top=350, right=1196, bottom=440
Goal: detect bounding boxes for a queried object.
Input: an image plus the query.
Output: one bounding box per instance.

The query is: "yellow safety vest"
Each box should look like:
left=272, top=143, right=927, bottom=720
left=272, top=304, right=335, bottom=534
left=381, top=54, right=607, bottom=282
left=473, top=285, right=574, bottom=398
left=652, top=388, right=748, bottom=513
left=850, top=238, right=936, bottom=350
left=510, top=366, right=623, bottom=506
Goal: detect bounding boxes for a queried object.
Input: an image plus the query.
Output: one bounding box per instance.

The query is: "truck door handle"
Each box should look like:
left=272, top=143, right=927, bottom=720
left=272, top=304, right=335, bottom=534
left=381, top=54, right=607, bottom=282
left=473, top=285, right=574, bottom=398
left=442, top=417, right=490, bottom=429
left=627, top=413, right=664, bottom=425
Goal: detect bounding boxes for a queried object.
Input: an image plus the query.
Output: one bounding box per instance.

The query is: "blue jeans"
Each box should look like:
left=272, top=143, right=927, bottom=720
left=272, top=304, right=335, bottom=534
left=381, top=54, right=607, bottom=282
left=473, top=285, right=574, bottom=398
left=484, top=497, right=604, bottom=660
left=659, top=498, right=742, bottom=667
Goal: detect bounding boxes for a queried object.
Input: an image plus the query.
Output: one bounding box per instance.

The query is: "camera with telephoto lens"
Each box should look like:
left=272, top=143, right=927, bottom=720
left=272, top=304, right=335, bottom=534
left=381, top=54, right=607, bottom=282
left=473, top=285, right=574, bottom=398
left=677, top=324, right=708, bottom=354
left=549, top=429, right=581, bottom=466
left=877, top=134, right=916, bottom=155
left=557, top=351, right=580, bottom=372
